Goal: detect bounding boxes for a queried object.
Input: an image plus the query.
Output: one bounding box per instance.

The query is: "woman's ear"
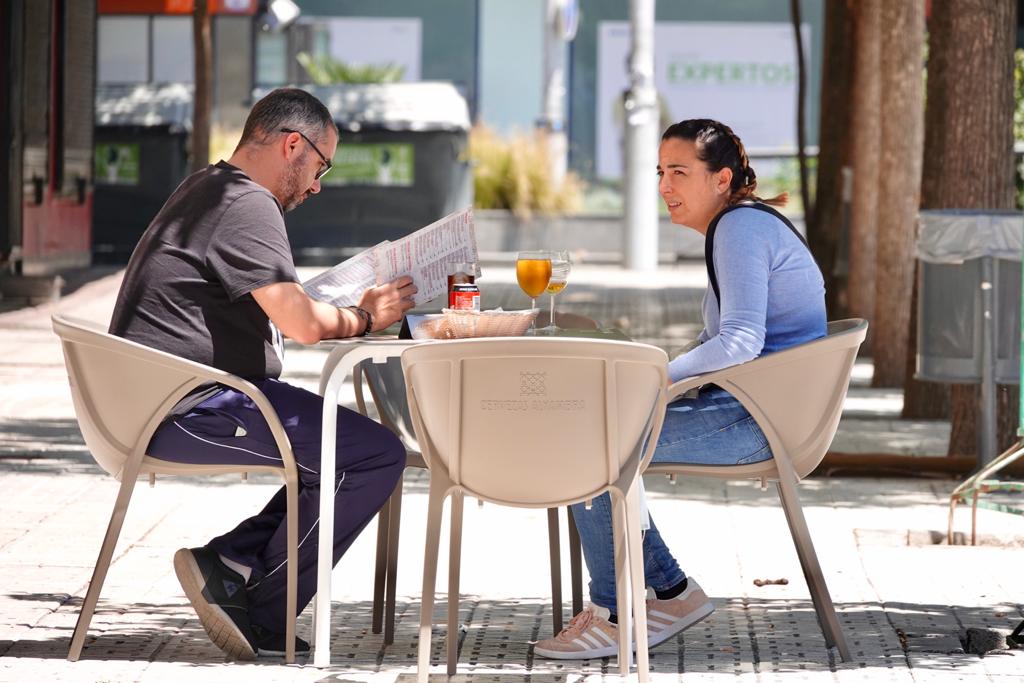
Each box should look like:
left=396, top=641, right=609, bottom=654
left=714, top=167, right=733, bottom=196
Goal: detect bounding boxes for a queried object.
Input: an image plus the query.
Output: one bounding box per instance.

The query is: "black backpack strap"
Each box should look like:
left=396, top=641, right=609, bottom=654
left=1010, top=620, right=1024, bottom=647
left=704, top=202, right=816, bottom=305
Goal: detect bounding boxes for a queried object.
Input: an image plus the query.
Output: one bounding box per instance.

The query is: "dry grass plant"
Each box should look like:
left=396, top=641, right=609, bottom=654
left=296, top=52, right=405, bottom=85
left=468, top=125, right=584, bottom=219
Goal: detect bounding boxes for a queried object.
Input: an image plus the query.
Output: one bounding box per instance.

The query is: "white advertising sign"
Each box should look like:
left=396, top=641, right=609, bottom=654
left=597, top=21, right=810, bottom=179
left=327, top=18, right=422, bottom=81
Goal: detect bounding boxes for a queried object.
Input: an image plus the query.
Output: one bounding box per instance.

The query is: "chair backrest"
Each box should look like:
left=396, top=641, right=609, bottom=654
left=402, top=337, right=667, bottom=507
left=706, top=318, right=867, bottom=480
left=360, top=313, right=602, bottom=457
left=52, top=314, right=237, bottom=479
left=362, top=358, right=421, bottom=453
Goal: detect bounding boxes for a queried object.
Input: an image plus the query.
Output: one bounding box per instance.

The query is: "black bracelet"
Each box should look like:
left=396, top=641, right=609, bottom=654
left=348, top=306, right=373, bottom=336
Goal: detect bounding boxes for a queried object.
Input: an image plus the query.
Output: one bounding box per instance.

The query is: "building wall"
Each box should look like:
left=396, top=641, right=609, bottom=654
left=285, top=0, right=479, bottom=118
left=213, top=16, right=254, bottom=129
left=1, top=0, right=26, bottom=258
left=478, top=0, right=544, bottom=136
left=292, top=0, right=824, bottom=179
left=3, top=0, right=95, bottom=274
left=568, top=0, right=824, bottom=179
left=96, top=13, right=253, bottom=130
left=94, top=1, right=826, bottom=186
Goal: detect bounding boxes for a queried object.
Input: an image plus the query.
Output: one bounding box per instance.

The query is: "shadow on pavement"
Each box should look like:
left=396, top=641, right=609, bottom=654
left=391, top=467, right=961, bottom=511
left=4, top=595, right=1020, bottom=673
left=0, top=425, right=974, bottom=515
left=0, top=417, right=97, bottom=475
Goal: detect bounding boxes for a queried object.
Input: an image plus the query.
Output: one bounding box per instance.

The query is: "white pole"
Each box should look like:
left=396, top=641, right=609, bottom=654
left=623, top=0, right=659, bottom=271
left=978, top=256, right=997, bottom=467
left=541, top=0, right=569, bottom=186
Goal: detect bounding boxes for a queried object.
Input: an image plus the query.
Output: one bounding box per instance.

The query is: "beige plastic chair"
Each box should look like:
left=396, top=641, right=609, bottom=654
left=348, top=308, right=602, bottom=645
left=351, top=355, right=585, bottom=643
left=52, top=315, right=300, bottom=663
left=644, top=318, right=868, bottom=663
left=402, top=337, right=668, bottom=681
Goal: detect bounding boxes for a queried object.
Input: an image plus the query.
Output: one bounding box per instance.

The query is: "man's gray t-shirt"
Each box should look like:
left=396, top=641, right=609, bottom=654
left=109, top=161, right=299, bottom=379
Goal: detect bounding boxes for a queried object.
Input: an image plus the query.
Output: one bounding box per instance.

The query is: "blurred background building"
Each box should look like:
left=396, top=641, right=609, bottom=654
left=3, top=0, right=1024, bottom=276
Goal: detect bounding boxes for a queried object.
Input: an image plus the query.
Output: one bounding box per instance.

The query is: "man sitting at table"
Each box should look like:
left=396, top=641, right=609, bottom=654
left=108, top=88, right=417, bottom=659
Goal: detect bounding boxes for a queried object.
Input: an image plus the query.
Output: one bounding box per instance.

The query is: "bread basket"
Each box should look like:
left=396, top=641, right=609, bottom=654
left=412, top=308, right=539, bottom=339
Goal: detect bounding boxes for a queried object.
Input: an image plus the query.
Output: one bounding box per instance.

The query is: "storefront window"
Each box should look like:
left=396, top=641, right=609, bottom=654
left=97, top=17, right=148, bottom=84
left=153, top=17, right=194, bottom=83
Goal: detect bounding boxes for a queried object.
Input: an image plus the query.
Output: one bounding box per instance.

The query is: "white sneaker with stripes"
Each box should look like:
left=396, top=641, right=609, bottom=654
left=533, top=580, right=714, bottom=660
left=646, top=578, right=715, bottom=648
left=532, top=605, right=621, bottom=659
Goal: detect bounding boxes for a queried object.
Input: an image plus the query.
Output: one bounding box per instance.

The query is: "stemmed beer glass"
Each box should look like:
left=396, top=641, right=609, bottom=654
left=516, top=251, right=552, bottom=330
left=537, top=250, right=571, bottom=334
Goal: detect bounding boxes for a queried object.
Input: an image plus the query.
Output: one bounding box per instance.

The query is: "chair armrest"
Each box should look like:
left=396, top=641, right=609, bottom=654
left=52, top=315, right=300, bottom=480
left=666, top=325, right=861, bottom=403
left=139, top=364, right=300, bottom=482
left=189, top=373, right=299, bottom=480
left=664, top=322, right=866, bottom=480
left=666, top=355, right=793, bottom=461
left=667, top=362, right=751, bottom=402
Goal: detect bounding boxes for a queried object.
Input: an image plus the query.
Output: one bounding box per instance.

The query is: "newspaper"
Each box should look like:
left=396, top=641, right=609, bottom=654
left=303, top=207, right=477, bottom=308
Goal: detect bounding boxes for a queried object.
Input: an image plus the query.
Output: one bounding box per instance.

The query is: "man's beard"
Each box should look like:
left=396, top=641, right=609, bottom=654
left=281, top=158, right=310, bottom=212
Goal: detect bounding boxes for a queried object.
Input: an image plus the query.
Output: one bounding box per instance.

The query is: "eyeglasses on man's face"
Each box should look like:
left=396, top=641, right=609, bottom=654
left=280, top=127, right=332, bottom=180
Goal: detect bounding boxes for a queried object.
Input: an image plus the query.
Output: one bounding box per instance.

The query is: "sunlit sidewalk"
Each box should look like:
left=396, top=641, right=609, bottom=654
left=2, top=461, right=1022, bottom=681
left=0, top=264, right=1020, bottom=681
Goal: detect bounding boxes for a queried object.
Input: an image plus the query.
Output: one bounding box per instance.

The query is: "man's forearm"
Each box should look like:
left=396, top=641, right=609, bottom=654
left=307, top=299, right=366, bottom=341
left=253, top=278, right=413, bottom=343
left=253, top=282, right=365, bottom=343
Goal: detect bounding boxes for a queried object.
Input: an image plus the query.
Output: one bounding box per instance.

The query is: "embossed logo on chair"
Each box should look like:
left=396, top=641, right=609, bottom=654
left=520, top=371, right=547, bottom=396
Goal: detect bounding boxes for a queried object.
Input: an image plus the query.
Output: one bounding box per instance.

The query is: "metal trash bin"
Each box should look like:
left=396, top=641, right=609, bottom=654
left=92, top=84, right=192, bottom=263
left=272, top=83, right=472, bottom=264
left=916, top=209, right=1023, bottom=464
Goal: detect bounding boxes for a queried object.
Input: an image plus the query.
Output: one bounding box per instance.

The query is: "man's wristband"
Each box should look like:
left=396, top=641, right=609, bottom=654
left=347, top=306, right=373, bottom=336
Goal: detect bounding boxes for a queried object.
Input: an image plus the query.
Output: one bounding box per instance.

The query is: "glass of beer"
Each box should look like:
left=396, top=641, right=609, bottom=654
left=537, top=250, right=571, bottom=333
left=515, top=251, right=552, bottom=318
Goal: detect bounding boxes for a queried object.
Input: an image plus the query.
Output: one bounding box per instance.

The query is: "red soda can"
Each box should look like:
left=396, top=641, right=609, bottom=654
left=449, top=283, right=480, bottom=311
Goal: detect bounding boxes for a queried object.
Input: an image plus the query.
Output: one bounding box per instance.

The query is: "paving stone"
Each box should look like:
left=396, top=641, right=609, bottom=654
left=3, top=264, right=1024, bottom=681
left=904, top=633, right=965, bottom=654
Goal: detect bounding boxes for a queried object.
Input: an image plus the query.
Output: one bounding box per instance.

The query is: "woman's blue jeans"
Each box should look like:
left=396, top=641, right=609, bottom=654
left=570, top=385, right=772, bottom=614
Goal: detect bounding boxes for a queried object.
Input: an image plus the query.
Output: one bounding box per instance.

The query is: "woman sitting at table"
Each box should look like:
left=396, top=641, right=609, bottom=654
left=534, top=119, right=826, bottom=659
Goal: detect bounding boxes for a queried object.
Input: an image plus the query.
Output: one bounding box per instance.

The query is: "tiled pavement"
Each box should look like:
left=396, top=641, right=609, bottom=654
left=0, top=264, right=1020, bottom=681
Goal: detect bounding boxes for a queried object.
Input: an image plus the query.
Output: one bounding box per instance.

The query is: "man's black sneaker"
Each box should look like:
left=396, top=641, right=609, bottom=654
left=173, top=547, right=257, bottom=660
left=252, top=623, right=311, bottom=658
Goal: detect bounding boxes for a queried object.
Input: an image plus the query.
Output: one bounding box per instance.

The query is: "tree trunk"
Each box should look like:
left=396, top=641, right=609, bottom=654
left=916, top=0, right=1018, bottom=456
left=949, top=386, right=1021, bottom=457
left=789, top=0, right=812, bottom=232
left=871, top=1, right=924, bottom=388
left=807, top=0, right=852, bottom=317
left=997, top=385, right=1019, bottom=454
left=846, top=0, right=881, bottom=344
left=191, top=0, right=213, bottom=173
